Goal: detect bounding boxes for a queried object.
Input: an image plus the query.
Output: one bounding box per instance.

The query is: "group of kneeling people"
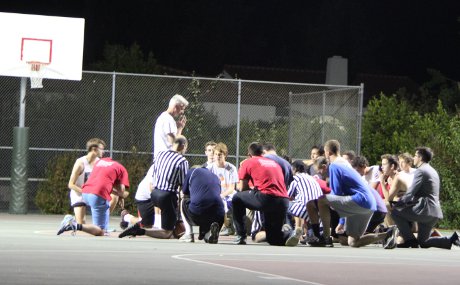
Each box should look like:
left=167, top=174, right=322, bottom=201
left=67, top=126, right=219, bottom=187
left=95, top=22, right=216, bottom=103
left=57, top=136, right=460, bottom=250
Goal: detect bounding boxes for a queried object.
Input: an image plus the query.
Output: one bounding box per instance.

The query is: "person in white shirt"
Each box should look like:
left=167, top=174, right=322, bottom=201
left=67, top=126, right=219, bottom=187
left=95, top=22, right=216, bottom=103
left=152, top=94, right=189, bottom=159
left=207, top=142, right=238, bottom=236
left=67, top=138, right=105, bottom=224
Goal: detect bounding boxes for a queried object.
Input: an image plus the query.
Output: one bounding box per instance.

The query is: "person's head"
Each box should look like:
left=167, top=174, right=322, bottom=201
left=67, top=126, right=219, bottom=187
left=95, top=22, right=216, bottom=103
left=398, top=152, right=414, bottom=172
left=381, top=154, right=399, bottom=176
left=173, top=135, right=188, bottom=154
left=213, top=142, right=228, bottom=164
left=351, top=156, right=369, bottom=176
left=310, top=145, right=324, bottom=160
left=204, top=141, right=217, bottom=162
left=342, top=150, right=356, bottom=164
left=262, top=142, right=276, bottom=155
left=314, top=156, right=329, bottom=177
left=247, top=142, right=264, bottom=157
left=292, top=160, right=308, bottom=174
left=86, top=138, right=106, bottom=158
left=324, top=140, right=340, bottom=159
left=414, top=147, right=433, bottom=166
left=168, top=94, right=189, bottom=117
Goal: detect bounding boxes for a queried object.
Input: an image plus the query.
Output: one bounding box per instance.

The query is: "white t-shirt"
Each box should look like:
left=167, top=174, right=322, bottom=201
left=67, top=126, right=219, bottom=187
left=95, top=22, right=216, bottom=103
left=207, top=162, right=238, bottom=196
left=135, top=164, right=154, bottom=201
left=363, top=165, right=380, bottom=185
left=398, top=167, right=416, bottom=188
left=153, top=111, right=177, bottom=158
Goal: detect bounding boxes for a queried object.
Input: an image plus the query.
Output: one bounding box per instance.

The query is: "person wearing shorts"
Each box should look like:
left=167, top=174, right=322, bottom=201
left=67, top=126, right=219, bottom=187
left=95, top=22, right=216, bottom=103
left=67, top=138, right=105, bottom=224
left=57, top=157, right=129, bottom=236
left=119, top=164, right=155, bottom=229
left=317, top=139, right=396, bottom=248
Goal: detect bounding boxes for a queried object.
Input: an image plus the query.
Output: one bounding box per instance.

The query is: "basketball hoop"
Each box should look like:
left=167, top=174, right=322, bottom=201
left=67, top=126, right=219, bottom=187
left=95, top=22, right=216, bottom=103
left=27, top=61, right=48, bottom=88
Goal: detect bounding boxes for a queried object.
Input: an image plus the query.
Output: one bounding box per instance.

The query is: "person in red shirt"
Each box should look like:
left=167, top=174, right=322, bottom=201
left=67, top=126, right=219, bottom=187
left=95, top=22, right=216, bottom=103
left=232, top=142, right=300, bottom=246
left=57, top=158, right=129, bottom=236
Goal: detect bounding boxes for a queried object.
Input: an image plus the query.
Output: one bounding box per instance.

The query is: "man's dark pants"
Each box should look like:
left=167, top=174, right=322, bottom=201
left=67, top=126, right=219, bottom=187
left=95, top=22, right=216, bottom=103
left=232, top=190, right=289, bottom=246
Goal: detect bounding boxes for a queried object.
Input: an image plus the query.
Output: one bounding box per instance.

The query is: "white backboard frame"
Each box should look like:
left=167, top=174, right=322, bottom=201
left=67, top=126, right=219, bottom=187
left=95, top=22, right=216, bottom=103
left=0, top=12, right=85, bottom=80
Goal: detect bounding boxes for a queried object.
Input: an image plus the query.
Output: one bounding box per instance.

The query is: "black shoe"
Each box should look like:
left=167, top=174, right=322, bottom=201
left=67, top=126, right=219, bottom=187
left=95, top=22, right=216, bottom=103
left=233, top=235, right=247, bottom=245
left=396, top=238, right=419, bottom=248
left=383, top=226, right=398, bottom=249
left=207, top=222, right=220, bottom=244
left=308, top=236, right=326, bottom=247
left=450, top=231, right=460, bottom=247
left=118, top=223, right=145, bottom=238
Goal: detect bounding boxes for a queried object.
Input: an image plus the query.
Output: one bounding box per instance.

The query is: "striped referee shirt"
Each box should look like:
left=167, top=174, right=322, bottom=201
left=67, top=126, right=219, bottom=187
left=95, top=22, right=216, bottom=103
left=288, top=172, right=323, bottom=203
left=153, top=150, right=189, bottom=192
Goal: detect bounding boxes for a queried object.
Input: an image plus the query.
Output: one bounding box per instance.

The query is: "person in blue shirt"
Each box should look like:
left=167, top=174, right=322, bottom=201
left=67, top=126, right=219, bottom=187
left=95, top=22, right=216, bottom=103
left=179, top=166, right=224, bottom=243
left=315, top=140, right=396, bottom=248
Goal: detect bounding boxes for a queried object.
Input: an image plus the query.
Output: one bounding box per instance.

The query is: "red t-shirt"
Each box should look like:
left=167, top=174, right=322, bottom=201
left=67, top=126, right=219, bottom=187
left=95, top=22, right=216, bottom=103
left=238, top=156, right=288, bottom=198
left=82, top=158, right=130, bottom=201
left=314, top=177, right=331, bottom=194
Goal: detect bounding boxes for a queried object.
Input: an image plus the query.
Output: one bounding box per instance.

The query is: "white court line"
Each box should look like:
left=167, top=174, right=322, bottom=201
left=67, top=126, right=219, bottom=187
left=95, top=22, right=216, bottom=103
left=172, top=253, right=328, bottom=285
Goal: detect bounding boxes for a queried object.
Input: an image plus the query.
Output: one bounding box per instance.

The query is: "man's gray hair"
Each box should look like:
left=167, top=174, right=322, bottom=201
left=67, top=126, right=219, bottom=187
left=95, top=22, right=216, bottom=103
left=169, top=94, right=189, bottom=108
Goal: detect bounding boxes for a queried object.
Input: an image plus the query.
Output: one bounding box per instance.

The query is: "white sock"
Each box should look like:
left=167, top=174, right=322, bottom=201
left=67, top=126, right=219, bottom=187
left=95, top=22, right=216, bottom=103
left=204, top=230, right=211, bottom=240
left=123, top=214, right=134, bottom=223
left=180, top=209, right=193, bottom=235
left=154, top=214, right=162, bottom=228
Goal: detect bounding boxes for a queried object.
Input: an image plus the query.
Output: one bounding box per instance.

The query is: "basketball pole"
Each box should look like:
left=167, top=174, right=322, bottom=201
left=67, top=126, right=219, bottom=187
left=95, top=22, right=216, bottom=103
left=9, top=77, right=29, bottom=214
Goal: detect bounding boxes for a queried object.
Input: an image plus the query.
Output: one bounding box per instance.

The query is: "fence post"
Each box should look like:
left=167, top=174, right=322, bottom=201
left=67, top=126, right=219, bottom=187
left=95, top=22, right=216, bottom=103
left=288, top=92, right=292, bottom=156
left=322, top=92, right=326, bottom=143
left=10, top=77, right=29, bottom=214
left=110, top=72, right=116, bottom=158
left=356, top=83, right=364, bottom=155
left=236, top=79, right=242, bottom=167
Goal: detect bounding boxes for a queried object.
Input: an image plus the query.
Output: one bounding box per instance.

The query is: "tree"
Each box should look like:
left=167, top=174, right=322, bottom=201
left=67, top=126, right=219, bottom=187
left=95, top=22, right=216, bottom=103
left=90, top=42, right=160, bottom=74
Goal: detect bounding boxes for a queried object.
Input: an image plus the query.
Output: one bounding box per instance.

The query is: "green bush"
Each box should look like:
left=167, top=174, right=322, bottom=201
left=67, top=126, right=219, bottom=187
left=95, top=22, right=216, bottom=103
left=362, top=94, right=460, bottom=229
left=35, top=152, right=79, bottom=214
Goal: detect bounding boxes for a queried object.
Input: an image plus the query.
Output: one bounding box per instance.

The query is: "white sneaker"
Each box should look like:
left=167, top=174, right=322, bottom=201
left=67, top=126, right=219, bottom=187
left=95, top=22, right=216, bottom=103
left=57, top=215, right=77, bottom=235
left=179, top=233, right=194, bottom=243
left=285, top=227, right=302, bottom=247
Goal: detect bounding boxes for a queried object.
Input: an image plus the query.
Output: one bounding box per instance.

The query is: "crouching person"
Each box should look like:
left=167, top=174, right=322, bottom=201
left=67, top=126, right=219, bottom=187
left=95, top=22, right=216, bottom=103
left=179, top=166, right=224, bottom=243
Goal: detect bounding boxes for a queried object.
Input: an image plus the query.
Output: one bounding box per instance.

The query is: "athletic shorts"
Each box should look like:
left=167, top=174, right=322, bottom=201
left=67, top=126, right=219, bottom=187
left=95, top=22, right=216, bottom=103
left=82, top=193, right=109, bottom=230
left=150, top=189, right=178, bottom=231
left=136, top=199, right=155, bottom=227
left=326, top=194, right=373, bottom=238
left=288, top=201, right=308, bottom=220
left=70, top=189, right=87, bottom=207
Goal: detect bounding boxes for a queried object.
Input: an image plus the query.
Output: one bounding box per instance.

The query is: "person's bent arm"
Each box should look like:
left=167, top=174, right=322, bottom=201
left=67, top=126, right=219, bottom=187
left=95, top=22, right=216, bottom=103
left=68, top=160, right=84, bottom=193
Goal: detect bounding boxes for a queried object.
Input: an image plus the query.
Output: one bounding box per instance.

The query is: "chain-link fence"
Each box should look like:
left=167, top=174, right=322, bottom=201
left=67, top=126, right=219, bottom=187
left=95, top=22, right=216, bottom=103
left=0, top=71, right=363, bottom=212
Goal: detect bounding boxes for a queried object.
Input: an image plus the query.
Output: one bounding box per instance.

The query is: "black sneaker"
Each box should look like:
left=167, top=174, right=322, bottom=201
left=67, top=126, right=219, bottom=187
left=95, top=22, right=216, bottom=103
left=308, top=236, right=326, bottom=247
left=383, top=226, right=398, bottom=249
left=207, top=222, right=220, bottom=244
left=450, top=231, right=460, bottom=247
left=233, top=235, right=247, bottom=245
left=120, top=209, right=129, bottom=230
left=325, top=236, right=334, bottom=247
left=57, top=215, right=77, bottom=236
left=118, top=223, right=145, bottom=238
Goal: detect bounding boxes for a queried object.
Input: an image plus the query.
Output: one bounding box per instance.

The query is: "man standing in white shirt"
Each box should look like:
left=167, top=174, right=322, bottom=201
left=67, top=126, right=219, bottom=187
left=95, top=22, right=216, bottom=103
left=152, top=94, right=189, bottom=159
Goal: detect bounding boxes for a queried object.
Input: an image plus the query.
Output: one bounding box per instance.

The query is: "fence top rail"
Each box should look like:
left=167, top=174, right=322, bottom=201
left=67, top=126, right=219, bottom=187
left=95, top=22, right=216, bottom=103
left=83, top=70, right=362, bottom=89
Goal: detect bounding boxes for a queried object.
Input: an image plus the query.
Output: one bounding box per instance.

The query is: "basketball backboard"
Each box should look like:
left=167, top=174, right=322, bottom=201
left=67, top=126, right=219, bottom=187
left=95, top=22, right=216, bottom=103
left=0, top=12, right=85, bottom=81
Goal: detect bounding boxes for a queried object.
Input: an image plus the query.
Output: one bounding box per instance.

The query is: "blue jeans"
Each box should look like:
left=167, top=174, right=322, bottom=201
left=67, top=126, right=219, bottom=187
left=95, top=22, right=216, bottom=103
left=82, top=193, right=110, bottom=230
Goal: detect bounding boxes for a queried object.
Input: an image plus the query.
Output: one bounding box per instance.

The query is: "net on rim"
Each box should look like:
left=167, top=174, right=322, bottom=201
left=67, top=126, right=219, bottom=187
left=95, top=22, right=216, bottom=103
left=27, top=61, right=49, bottom=88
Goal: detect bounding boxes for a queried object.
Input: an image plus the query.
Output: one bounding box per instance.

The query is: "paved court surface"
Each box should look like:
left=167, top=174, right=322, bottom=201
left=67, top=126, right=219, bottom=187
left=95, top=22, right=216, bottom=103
left=1, top=213, right=459, bottom=285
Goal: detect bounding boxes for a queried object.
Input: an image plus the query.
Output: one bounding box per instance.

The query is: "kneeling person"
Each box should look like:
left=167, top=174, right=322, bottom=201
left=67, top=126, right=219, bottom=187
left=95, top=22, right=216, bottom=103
left=180, top=166, right=224, bottom=243
left=119, top=136, right=189, bottom=239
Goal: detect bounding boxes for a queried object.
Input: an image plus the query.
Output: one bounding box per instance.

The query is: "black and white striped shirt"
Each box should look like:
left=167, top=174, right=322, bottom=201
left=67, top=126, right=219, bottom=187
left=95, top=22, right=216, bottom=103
left=153, top=150, right=188, bottom=192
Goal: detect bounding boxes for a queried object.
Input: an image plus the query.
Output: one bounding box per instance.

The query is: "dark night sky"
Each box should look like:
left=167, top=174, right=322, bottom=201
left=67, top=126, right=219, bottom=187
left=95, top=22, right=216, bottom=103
left=1, top=0, right=460, bottom=83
